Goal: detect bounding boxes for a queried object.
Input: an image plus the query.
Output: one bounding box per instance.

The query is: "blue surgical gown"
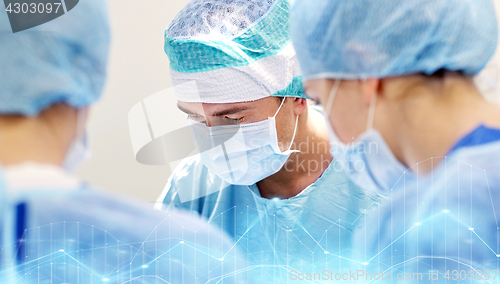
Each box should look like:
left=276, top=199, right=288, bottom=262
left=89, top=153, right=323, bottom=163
left=158, top=155, right=381, bottom=283
left=0, top=164, right=246, bottom=284
left=353, top=125, right=500, bottom=282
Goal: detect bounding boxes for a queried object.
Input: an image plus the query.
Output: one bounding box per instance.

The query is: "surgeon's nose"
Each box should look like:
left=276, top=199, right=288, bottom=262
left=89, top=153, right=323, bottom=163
left=206, top=117, right=213, bottom=127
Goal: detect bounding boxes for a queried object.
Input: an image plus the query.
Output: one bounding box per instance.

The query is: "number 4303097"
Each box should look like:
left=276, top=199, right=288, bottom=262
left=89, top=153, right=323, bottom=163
left=6, top=2, right=62, bottom=14
left=443, top=270, right=498, bottom=281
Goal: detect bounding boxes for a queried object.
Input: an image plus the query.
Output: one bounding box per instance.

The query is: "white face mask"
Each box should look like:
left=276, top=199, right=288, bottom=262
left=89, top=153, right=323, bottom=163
left=189, top=97, right=299, bottom=185
left=323, top=79, right=377, bottom=151
left=62, top=110, right=91, bottom=172
left=323, top=80, right=406, bottom=193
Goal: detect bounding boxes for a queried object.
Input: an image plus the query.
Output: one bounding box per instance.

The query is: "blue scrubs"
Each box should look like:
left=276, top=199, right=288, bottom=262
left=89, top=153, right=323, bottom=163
left=158, top=155, right=381, bottom=282
left=0, top=166, right=245, bottom=284
left=353, top=125, right=500, bottom=282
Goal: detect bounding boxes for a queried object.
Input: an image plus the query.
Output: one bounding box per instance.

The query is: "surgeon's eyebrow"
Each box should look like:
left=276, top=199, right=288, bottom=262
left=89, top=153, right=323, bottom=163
left=177, top=104, right=250, bottom=117
left=177, top=104, right=200, bottom=116
left=212, top=107, right=250, bottom=117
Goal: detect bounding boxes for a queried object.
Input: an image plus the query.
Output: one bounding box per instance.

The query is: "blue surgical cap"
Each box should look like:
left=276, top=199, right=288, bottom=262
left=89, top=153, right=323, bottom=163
left=290, top=0, right=498, bottom=80
left=0, top=0, right=110, bottom=116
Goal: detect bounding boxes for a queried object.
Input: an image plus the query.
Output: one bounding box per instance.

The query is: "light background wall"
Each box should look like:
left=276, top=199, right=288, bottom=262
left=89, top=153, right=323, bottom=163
left=77, top=0, right=190, bottom=203
left=78, top=0, right=500, bottom=204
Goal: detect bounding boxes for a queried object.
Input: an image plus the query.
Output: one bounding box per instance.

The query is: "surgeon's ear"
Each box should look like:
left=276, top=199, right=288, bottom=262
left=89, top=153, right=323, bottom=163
left=292, top=98, right=308, bottom=116
left=361, top=79, right=380, bottom=106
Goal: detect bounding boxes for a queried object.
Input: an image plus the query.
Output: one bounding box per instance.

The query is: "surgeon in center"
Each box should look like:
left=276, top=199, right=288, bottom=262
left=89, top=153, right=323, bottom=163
left=156, top=0, right=380, bottom=281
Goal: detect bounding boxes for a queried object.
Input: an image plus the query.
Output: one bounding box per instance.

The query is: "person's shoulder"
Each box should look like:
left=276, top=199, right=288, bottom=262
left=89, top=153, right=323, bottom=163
left=15, top=186, right=247, bottom=283
left=449, top=138, right=500, bottom=165
left=158, top=155, right=232, bottom=207
left=170, top=155, right=209, bottom=179
left=30, top=186, right=223, bottom=236
left=437, top=142, right=500, bottom=194
left=169, top=155, right=228, bottom=191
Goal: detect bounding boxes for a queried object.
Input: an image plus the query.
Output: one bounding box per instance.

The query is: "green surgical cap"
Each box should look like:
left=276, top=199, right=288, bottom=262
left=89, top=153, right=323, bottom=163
left=164, top=0, right=307, bottom=103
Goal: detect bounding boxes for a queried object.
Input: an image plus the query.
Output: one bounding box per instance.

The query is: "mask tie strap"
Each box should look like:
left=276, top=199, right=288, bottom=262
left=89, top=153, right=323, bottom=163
left=366, top=92, right=377, bottom=130
left=272, top=97, right=300, bottom=153
left=326, top=80, right=341, bottom=115
left=286, top=114, right=300, bottom=152
left=74, top=108, right=88, bottom=145
left=273, top=97, right=287, bottom=118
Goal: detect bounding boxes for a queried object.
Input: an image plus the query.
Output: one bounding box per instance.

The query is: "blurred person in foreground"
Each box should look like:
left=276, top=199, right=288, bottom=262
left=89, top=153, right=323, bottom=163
left=0, top=1, right=245, bottom=283
left=291, top=0, right=500, bottom=281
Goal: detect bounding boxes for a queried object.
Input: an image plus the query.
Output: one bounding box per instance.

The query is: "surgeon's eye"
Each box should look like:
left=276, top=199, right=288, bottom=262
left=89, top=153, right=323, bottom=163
left=188, top=114, right=206, bottom=122
left=227, top=116, right=244, bottom=124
